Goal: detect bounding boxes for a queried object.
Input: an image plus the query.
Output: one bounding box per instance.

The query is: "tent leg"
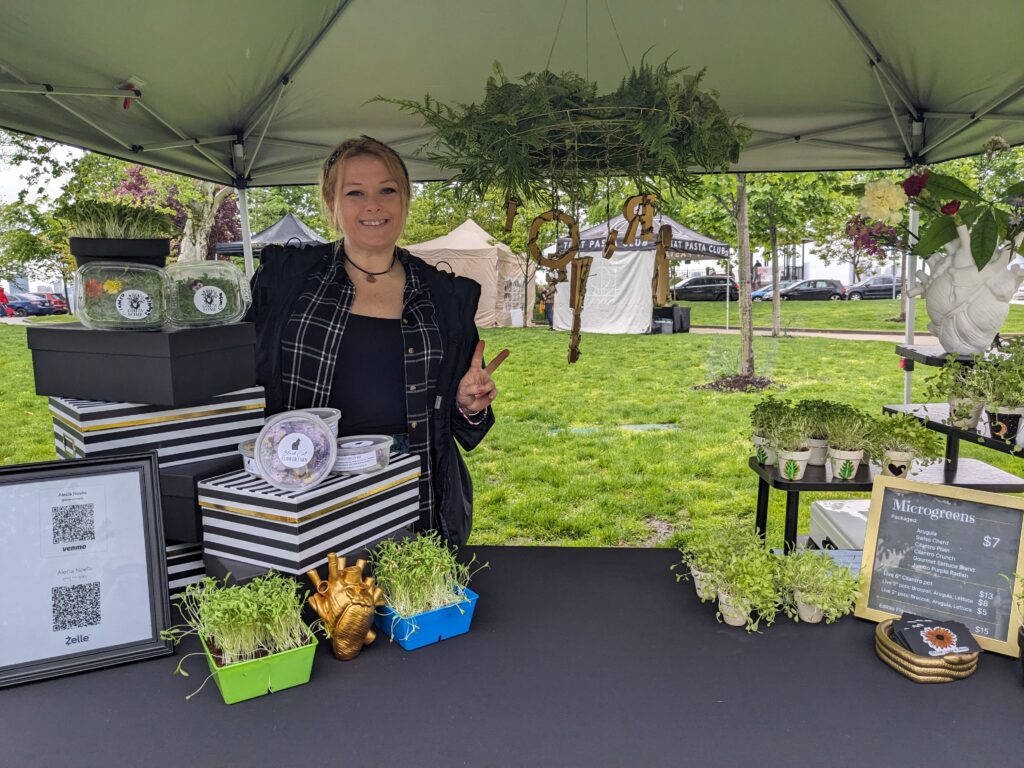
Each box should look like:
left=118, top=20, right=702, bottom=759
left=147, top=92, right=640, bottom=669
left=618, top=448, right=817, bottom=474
left=238, top=188, right=255, bottom=277
left=903, top=207, right=919, bottom=405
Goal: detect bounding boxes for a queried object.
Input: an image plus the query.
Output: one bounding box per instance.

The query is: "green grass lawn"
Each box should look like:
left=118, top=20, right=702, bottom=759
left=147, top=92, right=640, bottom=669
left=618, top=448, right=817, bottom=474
left=3, top=323, right=1022, bottom=551
left=675, top=297, right=1024, bottom=334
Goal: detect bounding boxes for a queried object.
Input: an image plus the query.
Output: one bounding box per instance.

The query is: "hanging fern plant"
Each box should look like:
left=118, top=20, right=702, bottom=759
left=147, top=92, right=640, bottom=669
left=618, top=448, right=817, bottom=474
left=378, top=57, right=749, bottom=206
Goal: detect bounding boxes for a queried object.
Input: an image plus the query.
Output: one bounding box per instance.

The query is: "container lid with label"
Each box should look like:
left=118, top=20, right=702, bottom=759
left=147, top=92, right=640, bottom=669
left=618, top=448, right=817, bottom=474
left=254, top=411, right=337, bottom=490
left=74, top=261, right=169, bottom=331
left=164, top=261, right=252, bottom=328
left=335, top=434, right=393, bottom=475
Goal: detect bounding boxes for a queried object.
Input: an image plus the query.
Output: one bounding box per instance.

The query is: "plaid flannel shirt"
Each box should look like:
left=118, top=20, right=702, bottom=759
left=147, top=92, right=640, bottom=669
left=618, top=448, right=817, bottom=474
left=281, top=247, right=443, bottom=528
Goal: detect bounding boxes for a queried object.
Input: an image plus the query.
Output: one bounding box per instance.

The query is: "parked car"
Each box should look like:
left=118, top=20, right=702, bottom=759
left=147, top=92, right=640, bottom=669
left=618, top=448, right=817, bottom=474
left=778, top=279, right=846, bottom=301
left=7, top=292, right=58, bottom=316
left=671, top=275, right=739, bottom=302
left=751, top=281, right=796, bottom=301
left=846, top=275, right=900, bottom=301
left=27, top=292, right=69, bottom=313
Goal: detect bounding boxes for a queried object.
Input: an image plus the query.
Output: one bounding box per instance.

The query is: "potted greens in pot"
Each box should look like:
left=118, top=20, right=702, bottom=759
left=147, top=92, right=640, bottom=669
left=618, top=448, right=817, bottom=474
left=371, top=531, right=486, bottom=651
left=802, top=400, right=841, bottom=466
left=751, top=396, right=788, bottom=467
left=708, top=541, right=781, bottom=632
left=869, top=414, right=945, bottom=477
left=161, top=572, right=317, bottom=704
left=975, top=344, right=1024, bottom=444
left=823, top=405, right=873, bottom=481
left=780, top=549, right=859, bottom=624
left=672, top=521, right=753, bottom=601
left=764, top=403, right=812, bottom=481
left=923, top=357, right=985, bottom=430
left=59, top=200, right=175, bottom=267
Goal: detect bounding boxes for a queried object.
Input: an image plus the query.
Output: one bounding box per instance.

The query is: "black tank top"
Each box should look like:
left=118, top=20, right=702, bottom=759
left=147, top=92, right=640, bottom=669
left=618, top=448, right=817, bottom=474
left=329, top=314, right=407, bottom=436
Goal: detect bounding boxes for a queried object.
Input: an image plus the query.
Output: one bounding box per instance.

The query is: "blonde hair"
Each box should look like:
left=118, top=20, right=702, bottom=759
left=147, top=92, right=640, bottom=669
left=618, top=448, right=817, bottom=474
left=319, top=136, right=412, bottom=237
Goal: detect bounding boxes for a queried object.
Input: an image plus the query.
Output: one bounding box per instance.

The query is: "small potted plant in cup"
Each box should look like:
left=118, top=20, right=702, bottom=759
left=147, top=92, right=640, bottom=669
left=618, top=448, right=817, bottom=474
left=823, top=405, right=873, bottom=481
left=780, top=549, right=859, bottom=624
left=751, top=396, right=789, bottom=467
left=161, top=571, right=318, bottom=704
left=869, top=413, right=945, bottom=477
left=802, top=400, right=843, bottom=466
left=764, top=404, right=812, bottom=480
left=923, top=357, right=985, bottom=430
left=371, top=531, right=486, bottom=651
left=672, top=521, right=752, bottom=602
left=708, top=541, right=781, bottom=632
left=975, top=345, right=1024, bottom=444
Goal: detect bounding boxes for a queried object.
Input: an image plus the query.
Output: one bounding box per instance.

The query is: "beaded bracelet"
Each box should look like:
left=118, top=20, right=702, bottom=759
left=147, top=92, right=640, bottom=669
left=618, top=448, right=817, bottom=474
left=457, top=404, right=489, bottom=426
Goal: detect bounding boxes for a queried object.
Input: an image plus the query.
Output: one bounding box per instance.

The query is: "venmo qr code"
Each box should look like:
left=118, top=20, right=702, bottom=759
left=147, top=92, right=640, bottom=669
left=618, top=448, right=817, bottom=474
left=51, top=503, right=96, bottom=544
left=51, top=581, right=101, bottom=632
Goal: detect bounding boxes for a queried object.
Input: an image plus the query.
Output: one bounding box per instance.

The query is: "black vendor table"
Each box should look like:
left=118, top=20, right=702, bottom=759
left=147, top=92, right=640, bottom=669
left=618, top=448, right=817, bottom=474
left=750, top=456, right=1024, bottom=551
left=3, top=546, right=1023, bottom=767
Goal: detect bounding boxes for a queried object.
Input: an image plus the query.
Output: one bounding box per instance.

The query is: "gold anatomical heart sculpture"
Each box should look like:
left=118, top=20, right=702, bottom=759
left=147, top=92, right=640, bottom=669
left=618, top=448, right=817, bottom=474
left=307, top=553, right=385, bottom=660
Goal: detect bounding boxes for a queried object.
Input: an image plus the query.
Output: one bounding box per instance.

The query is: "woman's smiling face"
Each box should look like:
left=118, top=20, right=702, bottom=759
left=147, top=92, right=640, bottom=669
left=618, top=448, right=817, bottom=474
left=335, top=153, right=406, bottom=256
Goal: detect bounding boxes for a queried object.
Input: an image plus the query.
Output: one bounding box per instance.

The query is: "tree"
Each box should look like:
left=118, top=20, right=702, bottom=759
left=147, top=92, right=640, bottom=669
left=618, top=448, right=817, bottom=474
left=245, top=186, right=330, bottom=238
left=0, top=199, right=74, bottom=291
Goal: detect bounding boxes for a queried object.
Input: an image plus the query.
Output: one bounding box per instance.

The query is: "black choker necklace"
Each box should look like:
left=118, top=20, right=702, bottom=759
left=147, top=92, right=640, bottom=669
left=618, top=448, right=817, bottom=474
left=345, top=251, right=396, bottom=283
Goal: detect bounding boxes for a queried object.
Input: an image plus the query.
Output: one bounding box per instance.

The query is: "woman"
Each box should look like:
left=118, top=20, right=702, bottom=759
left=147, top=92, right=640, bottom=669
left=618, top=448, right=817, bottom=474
left=248, top=136, right=508, bottom=545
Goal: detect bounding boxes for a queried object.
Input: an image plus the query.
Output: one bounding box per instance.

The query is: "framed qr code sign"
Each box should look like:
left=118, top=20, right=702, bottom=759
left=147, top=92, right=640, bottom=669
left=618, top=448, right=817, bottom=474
left=0, top=453, right=171, bottom=687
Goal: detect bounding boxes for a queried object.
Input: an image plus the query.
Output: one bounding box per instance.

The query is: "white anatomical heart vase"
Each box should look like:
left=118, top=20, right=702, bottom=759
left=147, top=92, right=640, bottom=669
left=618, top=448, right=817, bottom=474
left=908, top=226, right=1024, bottom=355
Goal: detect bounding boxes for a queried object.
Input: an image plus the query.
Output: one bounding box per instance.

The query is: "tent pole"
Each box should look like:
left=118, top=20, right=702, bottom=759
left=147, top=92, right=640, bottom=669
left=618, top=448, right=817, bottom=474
left=238, top=188, right=255, bottom=278
left=903, top=206, right=919, bottom=405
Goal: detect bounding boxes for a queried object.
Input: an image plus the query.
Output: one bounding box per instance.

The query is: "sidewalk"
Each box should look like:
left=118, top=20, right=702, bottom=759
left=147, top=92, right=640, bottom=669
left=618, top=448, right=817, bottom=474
left=690, top=324, right=938, bottom=343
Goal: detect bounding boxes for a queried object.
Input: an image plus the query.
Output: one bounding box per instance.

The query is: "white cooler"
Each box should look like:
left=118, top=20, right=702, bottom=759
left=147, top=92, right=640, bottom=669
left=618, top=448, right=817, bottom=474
left=808, top=498, right=870, bottom=550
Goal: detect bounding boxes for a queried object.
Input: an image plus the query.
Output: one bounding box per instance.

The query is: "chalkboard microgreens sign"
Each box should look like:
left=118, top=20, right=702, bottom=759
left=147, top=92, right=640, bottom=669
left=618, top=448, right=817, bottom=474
left=855, top=476, right=1024, bottom=657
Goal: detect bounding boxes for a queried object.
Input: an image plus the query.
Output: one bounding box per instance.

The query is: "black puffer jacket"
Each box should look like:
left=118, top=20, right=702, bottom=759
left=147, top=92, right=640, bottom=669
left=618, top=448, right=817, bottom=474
left=246, top=242, right=494, bottom=545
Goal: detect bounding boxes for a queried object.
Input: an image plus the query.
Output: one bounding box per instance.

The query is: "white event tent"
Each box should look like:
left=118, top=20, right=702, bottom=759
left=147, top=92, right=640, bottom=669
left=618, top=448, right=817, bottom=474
left=552, top=213, right=729, bottom=334
left=405, top=219, right=534, bottom=328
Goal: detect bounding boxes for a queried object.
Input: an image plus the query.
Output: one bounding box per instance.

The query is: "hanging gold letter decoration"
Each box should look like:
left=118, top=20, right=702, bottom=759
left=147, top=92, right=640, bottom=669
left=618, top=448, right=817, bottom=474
left=528, top=209, right=580, bottom=270
left=568, top=256, right=594, bottom=364
left=504, top=197, right=521, bottom=232
left=652, top=224, right=672, bottom=306
left=622, top=194, right=657, bottom=245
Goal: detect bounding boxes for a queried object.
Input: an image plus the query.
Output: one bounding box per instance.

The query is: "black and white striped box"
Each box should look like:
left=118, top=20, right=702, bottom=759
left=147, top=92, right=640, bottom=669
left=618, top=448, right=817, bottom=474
left=166, top=542, right=205, bottom=597
left=51, top=387, right=265, bottom=468
left=197, top=454, right=421, bottom=576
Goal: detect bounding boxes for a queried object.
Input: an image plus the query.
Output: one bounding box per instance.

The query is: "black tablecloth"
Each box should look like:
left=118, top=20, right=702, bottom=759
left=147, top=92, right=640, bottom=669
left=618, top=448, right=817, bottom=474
left=3, top=546, right=1023, bottom=767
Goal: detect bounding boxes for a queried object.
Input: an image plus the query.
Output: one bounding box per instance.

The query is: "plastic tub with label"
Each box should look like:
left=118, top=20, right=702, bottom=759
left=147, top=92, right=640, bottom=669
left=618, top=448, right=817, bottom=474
left=74, top=261, right=169, bottom=331
left=254, top=411, right=337, bottom=491
left=164, top=261, right=251, bottom=328
left=238, top=439, right=260, bottom=478
left=334, top=435, right=393, bottom=475
left=298, top=407, right=341, bottom=437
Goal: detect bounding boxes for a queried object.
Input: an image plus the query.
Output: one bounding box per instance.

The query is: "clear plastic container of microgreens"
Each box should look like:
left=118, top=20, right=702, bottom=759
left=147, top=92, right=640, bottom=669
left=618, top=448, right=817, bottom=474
left=254, top=411, right=338, bottom=491
left=334, top=435, right=394, bottom=475
left=164, top=261, right=251, bottom=328
left=74, top=261, right=169, bottom=331
left=238, top=439, right=260, bottom=477
left=297, top=407, right=341, bottom=437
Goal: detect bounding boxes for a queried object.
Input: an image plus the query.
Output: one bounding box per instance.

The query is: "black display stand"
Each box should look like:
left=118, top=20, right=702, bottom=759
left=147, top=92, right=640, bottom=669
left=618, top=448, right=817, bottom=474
left=2, top=546, right=1023, bottom=768
left=750, top=456, right=1024, bottom=551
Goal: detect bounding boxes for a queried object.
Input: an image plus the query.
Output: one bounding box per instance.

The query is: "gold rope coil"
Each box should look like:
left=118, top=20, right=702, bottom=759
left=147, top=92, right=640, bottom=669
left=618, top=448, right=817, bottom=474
left=874, top=619, right=979, bottom=683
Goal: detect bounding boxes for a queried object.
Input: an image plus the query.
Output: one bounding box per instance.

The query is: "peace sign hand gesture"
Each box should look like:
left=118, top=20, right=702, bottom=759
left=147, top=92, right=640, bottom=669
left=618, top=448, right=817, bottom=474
left=456, top=340, right=510, bottom=415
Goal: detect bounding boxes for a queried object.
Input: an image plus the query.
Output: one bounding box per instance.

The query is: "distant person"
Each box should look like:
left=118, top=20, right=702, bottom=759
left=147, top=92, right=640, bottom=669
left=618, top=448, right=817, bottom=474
left=0, top=285, right=11, bottom=317
left=541, top=282, right=556, bottom=329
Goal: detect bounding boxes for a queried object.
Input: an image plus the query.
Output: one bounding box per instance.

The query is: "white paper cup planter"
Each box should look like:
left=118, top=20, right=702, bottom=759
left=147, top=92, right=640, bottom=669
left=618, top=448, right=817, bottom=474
left=717, top=592, right=750, bottom=628
left=164, top=261, right=251, bottom=328
left=777, top=449, right=811, bottom=481
left=793, top=590, right=825, bottom=624
left=690, top=567, right=715, bottom=601
left=806, top=438, right=829, bottom=466
left=254, top=411, right=337, bottom=491
left=881, top=450, right=914, bottom=478
left=335, top=435, right=394, bottom=475
left=752, top=434, right=777, bottom=466
left=948, top=398, right=983, bottom=430
left=298, top=407, right=341, bottom=437
left=828, top=449, right=864, bottom=481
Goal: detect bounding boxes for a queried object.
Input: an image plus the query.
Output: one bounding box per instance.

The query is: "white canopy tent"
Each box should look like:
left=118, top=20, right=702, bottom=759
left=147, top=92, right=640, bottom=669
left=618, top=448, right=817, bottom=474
left=405, top=219, right=534, bottom=328
left=552, top=213, right=729, bottom=334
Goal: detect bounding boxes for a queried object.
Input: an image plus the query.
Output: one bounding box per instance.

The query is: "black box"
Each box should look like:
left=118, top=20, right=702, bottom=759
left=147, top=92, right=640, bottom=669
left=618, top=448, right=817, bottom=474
left=160, top=455, right=243, bottom=543
left=27, top=322, right=256, bottom=406
left=652, top=305, right=690, bottom=333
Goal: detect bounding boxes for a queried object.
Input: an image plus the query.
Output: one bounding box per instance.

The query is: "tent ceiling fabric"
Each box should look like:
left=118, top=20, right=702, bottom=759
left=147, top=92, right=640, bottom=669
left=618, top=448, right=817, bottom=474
left=2, top=1, right=1022, bottom=187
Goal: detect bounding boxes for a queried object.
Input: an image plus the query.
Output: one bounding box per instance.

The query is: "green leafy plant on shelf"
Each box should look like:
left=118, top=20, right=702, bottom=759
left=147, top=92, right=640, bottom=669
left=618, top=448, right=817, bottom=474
left=370, top=531, right=486, bottom=619
left=780, top=549, right=859, bottom=624
left=922, top=356, right=985, bottom=426
left=801, top=399, right=845, bottom=441
left=869, top=413, right=945, bottom=465
left=57, top=199, right=175, bottom=239
left=974, top=341, right=1024, bottom=411
left=379, top=57, right=749, bottom=205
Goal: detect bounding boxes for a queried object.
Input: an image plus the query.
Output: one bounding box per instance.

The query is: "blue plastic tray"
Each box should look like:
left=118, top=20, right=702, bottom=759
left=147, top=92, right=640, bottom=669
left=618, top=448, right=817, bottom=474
left=375, top=588, right=478, bottom=651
